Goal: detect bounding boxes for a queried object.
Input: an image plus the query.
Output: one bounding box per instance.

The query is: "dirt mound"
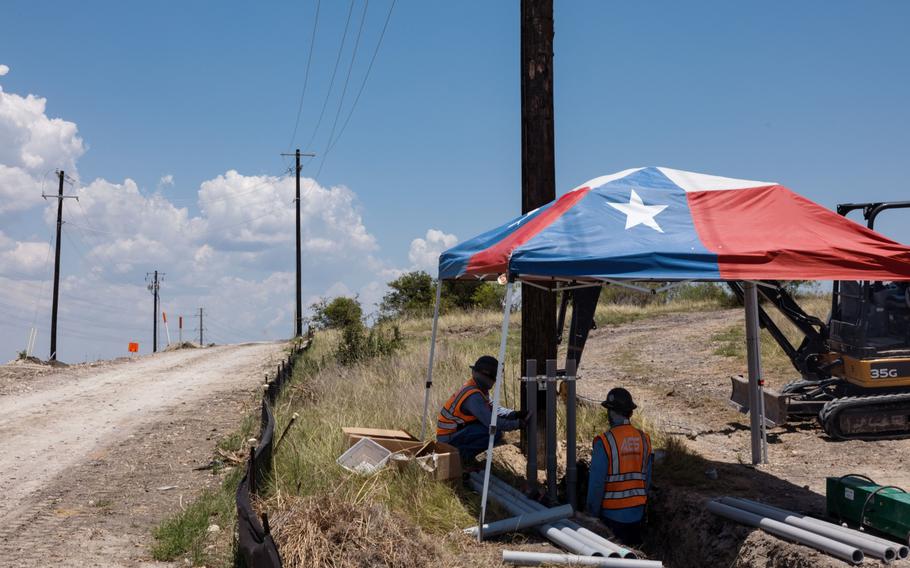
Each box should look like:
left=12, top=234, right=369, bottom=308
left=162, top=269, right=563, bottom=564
left=4, top=355, right=67, bottom=367
left=269, top=495, right=444, bottom=568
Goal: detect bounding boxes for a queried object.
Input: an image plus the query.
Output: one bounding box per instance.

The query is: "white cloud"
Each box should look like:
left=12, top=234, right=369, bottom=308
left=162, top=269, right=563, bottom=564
left=0, top=81, right=397, bottom=362
left=157, top=174, right=174, bottom=189
left=408, top=229, right=458, bottom=275
left=0, top=65, right=8, bottom=77
left=0, top=238, right=51, bottom=276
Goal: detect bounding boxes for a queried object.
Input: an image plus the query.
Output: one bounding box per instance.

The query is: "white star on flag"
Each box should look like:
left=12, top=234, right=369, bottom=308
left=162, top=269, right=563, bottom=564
left=608, top=189, right=668, bottom=233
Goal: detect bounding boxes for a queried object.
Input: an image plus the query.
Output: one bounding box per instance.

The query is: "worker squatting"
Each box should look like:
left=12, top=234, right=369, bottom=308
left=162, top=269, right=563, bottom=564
left=437, top=355, right=653, bottom=545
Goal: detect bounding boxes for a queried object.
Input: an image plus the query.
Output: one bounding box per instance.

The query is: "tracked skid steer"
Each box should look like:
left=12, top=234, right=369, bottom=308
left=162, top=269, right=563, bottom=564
left=728, top=201, right=910, bottom=440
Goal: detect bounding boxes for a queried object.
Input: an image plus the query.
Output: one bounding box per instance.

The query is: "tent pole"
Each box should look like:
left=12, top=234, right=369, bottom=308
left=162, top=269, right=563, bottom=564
left=420, top=280, right=444, bottom=441
left=743, top=281, right=768, bottom=465
left=478, top=280, right=515, bottom=540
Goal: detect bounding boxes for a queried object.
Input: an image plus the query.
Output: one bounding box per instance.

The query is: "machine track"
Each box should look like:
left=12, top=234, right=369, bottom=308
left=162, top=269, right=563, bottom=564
left=819, top=392, right=910, bottom=441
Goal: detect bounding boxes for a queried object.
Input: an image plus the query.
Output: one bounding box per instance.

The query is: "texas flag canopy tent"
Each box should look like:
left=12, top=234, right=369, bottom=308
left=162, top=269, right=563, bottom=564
left=431, top=167, right=910, bottom=539
left=439, top=167, right=910, bottom=283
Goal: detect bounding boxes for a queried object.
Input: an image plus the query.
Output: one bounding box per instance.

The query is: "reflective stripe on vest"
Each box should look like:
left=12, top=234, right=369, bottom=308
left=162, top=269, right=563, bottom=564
left=597, top=424, right=651, bottom=511
left=436, top=380, right=485, bottom=437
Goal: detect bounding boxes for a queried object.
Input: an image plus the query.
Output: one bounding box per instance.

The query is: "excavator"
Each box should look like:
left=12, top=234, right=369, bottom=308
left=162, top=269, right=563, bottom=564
left=727, top=200, right=910, bottom=441
left=558, top=200, right=910, bottom=441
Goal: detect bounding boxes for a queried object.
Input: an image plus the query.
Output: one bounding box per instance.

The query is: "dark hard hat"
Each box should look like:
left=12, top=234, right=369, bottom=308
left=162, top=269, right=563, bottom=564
left=471, top=355, right=499, bottom=381
left=601, top=387, right=637, bottom=412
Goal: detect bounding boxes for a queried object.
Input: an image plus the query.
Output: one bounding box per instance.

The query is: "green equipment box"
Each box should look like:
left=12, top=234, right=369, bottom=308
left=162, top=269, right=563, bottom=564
left=827, top=475, right=910, bottom=544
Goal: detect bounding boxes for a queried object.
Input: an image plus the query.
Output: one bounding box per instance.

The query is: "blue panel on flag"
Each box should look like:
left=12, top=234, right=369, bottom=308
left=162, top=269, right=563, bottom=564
left=511, top=168, right=721, bottom=280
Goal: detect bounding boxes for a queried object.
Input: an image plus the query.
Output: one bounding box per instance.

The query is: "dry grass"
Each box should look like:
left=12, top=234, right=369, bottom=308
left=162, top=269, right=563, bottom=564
left=268, top=495, right=444, bottom=568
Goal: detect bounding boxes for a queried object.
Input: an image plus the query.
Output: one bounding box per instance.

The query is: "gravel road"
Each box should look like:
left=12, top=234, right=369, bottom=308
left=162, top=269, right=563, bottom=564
left=0, top=342, right=288, bottom=566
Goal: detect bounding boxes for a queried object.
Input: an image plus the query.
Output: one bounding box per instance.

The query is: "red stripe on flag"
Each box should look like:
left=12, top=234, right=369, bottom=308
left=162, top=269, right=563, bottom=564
left=688, top=185, right=910, bottom=280
left=466, top=188, right=591, bottom=275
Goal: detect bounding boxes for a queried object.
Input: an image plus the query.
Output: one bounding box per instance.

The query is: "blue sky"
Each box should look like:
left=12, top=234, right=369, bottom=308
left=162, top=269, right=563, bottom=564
left=1, top=1, right=909, bottom=361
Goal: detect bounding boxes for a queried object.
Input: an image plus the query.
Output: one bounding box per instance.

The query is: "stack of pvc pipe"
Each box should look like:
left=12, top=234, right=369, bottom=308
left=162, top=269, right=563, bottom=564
left=502, top=551, right=662, bottom=567
left=469, top=472, right=638, bottom=559
left=709, top=496, right=910, bottom=564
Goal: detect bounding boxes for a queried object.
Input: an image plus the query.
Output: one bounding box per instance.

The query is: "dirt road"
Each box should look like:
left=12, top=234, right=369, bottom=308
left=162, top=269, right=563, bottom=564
left=0, top=342, right=288, bottom=567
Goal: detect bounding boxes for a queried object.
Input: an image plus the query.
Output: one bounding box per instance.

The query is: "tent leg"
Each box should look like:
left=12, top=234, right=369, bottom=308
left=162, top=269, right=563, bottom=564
left=420, top=280, right=443, bottom=441
left=478, top=281, right=514, bottom=541
left=743, top=281, right=768, bottom=465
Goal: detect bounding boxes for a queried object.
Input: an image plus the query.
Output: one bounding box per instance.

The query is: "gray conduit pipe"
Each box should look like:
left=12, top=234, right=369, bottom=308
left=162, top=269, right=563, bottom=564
left=484, top=474, right=636, bottom=559
left=723, top=497, right=908, bottom=560
left=708, top=501, right=864, bottom=564
left=464, top=504, right=574, bottom=538
left=470, top=479, right=605, bottom=557
left=502, top=550, right=663, bottom=567
left=721, top=497, right=897, bottom=561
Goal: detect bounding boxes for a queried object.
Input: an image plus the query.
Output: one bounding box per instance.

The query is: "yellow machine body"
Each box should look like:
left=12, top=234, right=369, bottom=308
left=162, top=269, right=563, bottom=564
left=835, top=354, right=910, bottom=389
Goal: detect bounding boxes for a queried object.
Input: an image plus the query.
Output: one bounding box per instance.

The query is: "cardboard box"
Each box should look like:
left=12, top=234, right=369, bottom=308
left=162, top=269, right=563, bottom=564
left=341, top=427, right=462, bottom=482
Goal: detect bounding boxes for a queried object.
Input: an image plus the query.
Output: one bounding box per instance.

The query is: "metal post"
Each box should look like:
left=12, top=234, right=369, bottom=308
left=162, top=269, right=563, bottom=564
left=546, top=358, right=558, bottom=503
left=743, top=281, right=768, bottom=464
left=478, top=281, right=514, bottom=540
left=420, top=280, right=443, bottom=440
left=525, top=359, right=538, bottom=493
left=566, top=358, right=577, bottom=510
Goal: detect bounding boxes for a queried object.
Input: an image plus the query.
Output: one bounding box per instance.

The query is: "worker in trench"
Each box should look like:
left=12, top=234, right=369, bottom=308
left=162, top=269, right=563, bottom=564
left=436, top=355, right=528, bottom=468
left=585, top=388, right=653, bottom=546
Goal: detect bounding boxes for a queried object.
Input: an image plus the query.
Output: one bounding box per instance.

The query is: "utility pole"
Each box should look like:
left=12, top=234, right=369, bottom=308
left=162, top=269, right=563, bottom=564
left=280, top=148, right=315, bottom=337
left=519, top=0, right=558, bottom=455
left=146, top=271, right=163, bottom=353
left=196, top=307, right=204, bottom=345
left=43, top=170, right=78, bottom=361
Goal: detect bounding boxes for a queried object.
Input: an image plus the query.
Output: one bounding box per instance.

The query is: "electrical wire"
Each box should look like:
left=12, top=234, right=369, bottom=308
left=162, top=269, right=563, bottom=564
left=288, top=0, right=322, bottom=152
left=317, top=0, right=397, bottom=175
left=302, top=0, right=356, bottom=155
left=314, top=0, right=370, bottom=180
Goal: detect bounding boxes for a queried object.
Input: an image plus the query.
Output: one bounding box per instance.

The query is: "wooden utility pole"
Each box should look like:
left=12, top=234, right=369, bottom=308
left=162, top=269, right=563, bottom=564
left=197, top=307, right=204, bottom=346
left=146, top=271, right=162, bottom=352
left=519, top=0, right=558, bottom=452
left=43, top=170, right=78, bottom=361
left=280, top=148, right=316, bottom=337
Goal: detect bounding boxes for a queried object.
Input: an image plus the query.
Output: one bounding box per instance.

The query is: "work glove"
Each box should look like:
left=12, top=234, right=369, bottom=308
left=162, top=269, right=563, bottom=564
left=505, top=410, right=528, bottom=421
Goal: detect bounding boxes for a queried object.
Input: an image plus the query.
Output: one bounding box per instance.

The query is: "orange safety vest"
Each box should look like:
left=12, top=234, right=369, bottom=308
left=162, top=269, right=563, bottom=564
left=596, top=424, right=651, bottom=511
left=436, top=379, right=485, bottom=437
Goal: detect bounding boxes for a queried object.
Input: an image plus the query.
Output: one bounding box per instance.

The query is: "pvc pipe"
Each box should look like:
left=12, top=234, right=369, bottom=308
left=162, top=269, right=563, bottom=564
left=708, top=501, right=864, bottom=564
left=419, top=280, right=443, bottom=440
left=480, top=474, right=634, bottom=558
left=477, top=481, right=606, bottom=557
left=477, top=281, right=514, bottom=538
left=723, top=497, right=907, bottom=560
left=464, top=504, right=573, bottom=538
left=502, top=550, right=663, bottom=567
left=721, top=497, right=896, bottom=561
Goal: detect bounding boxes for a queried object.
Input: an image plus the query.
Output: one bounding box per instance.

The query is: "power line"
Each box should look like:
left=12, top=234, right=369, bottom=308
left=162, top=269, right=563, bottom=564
left=314, top=0, right=370, bottom=180
left=316, top=0, right=397, bottom=176
left=288, top=0, right=322, bottom=151
left=302, top=0, right=356, bottom=155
